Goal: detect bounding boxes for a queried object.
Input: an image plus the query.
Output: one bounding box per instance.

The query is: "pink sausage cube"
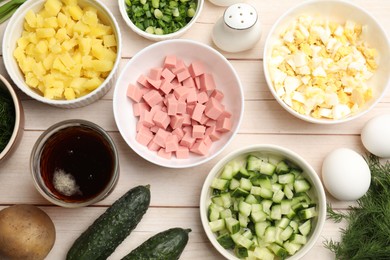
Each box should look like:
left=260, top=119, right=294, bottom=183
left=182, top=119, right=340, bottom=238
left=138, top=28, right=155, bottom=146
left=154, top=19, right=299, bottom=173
left=217, top=117, right=232, bottom=133
left=182, top=77, right=195, bottom=88
left=176, top=146, right=190, bottom=159
left=172, top=128, right=184, bottom=140
left=147, top=141, right=161, bottom=151
left=153, top=110, right=170, bottom=129
left=197, top=91, right=209, bottom=104
left=136, top=128, right=153, bottom=146
left=200, top=73, right=216, bottom=93
left=133, top=102, right=149, bottom=117
left=161, top=68, right=176, bottom=82
left=186, top=88, right=197, bottom=104
left=137, top=74, right=152, bottom=88
left=170, top=115, right=184, bottom=130
left=180, top=132, right=195, bottom=148
left=194, top=76, right=201, bottom=90
left=190, top=140, right=209, bottom=156
left=206, top=125, right=221, bottom=141
left=182, top=114, right=192, bottom=126
left=164, top=55, right=177, bottom=69
left=200, top=114, right=209, bottom=125
left=139, top=110, right=155, bottom=128
left=186, top=103, right=195, bottom=115
left=177, top=101, right=187, bottom=114
left=158, top=148, right=172, bottom=159
left=210, top=89, right=224, bottom=101
left=127, top=84, right=143, bottom=102
left=143, top=90, right=163, bottom=107
left=189, top=60, right=206, bottom=78
left=160, top=80, right=174, bottom=95
left=192, top=125, right=206, bottom=139
left=183, top=125, right=192, bottom=134
left=176, top=68, right=191, bottom=82
left=167, top=97, right=179, bottom=115
left=153, top=128, right=170, bottom=148
left=191, top=103, right=206, bottom=123
left=203, top=135, right=213, bottom=148
left=149, top=67, right=162, bottom=80
left=173, top=86, right=190, bottom=101
left=205, top=97, right=224, bottom=120
left=146, top=77, right=162, bottom=89
left=165, top=135, right=179, bottom=152
left=150, top=125, right=160, bottom=133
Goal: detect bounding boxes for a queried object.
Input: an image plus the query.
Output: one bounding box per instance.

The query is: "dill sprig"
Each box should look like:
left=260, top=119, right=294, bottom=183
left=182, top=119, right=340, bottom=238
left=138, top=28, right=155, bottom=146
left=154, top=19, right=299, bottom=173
left=324, top=154, right=390, bottom=260
left=0, top=85, right=16, bottom=152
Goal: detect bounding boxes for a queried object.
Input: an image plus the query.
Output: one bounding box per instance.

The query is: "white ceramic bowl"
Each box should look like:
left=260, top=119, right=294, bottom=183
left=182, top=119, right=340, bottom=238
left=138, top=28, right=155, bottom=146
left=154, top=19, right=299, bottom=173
left=113, top=39, right=244, bottom=168
left=118, top=0, right=204, bottom=41
left=3, top=0, right=122, bottom=108
left=263, top=0, right=390, bottom=124
left=0, top=75, right=24, bottom=163
left=200, top=144, right=327, bottom=260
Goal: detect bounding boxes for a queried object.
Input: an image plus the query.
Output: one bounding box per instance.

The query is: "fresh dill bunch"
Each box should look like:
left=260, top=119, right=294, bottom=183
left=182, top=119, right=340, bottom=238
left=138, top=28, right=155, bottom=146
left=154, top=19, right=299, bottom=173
left=0, top=85, right=16, bottom=152
left=324, top=154, right=390, bottom=260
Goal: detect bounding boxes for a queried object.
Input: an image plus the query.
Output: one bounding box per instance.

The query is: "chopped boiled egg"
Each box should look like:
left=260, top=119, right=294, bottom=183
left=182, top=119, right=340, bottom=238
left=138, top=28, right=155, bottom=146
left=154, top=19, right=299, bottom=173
left=269, top=15, right=378, bottom=120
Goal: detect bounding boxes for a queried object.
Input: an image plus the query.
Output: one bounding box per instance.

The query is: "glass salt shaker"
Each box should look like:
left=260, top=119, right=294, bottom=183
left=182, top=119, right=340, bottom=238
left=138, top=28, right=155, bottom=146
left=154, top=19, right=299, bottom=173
left=212, top=3, right=262, bottom=53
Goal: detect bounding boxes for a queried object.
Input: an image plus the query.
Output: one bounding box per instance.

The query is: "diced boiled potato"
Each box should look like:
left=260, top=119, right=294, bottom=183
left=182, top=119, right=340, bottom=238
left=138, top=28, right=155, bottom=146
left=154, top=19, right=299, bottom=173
left=44, top=86, right=64, bottom=99
left=52, top=57, right=68, bottom=73
left=103, top=35, right=117, bottom=48
left=13, top=47, right=25, bottom=62
left=43, top=53, right=56, bottom=70
left=64, top=87, right=76, bottom=100
left=36, top=14, right=45, bottom=28
left=25, top=10, right=37, bottom=28
left=82, top=11, right=98, bottom=26
left=67, top=5, right=83, bottom=21
left=59, top=52, right=75, bottom=68
left=90, top=60, right=114, bottom=72
left=62, top=0, right=77, bottom=5
left=89, top=24, right=112, bottom=37
left=73, top=21, right=90, bottom=35
left=79, top=37, right=92, bottom=55
left=44, top=17, right=58, bottom=28
left=36, top=40, right=49, bottom=55
left=25, top=72, right=40, bottom=88
left=91, top=43, right=116, bottom=61
left=84, top=77, right=103, bottom=91
left=55, top=28, right=70, bottom=42
left=57, top=12, right=67, bottom=28
left=36, top=28, right=56, bottom=38
left=44, top=0, right=62, bottom=16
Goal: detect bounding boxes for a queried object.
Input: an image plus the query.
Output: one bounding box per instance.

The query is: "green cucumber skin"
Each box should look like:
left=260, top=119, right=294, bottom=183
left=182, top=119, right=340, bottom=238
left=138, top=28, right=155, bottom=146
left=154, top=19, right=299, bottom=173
left=66, top=185, right=151, bottom=260
left=122, top=228, right=191, bottom=260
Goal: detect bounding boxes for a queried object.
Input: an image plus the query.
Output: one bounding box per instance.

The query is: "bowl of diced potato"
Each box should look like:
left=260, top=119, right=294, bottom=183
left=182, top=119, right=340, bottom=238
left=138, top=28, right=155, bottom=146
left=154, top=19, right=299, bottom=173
left=263, top=0, right=390, bottom=124
left=3, top=0, right=121, bottom=108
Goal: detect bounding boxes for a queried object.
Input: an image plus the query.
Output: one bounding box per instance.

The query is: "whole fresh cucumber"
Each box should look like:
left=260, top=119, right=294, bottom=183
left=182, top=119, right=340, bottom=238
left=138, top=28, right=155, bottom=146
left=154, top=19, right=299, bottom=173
left=122, top=227, right=191, bottom=260
left=66, top=185, right=151, bottom=260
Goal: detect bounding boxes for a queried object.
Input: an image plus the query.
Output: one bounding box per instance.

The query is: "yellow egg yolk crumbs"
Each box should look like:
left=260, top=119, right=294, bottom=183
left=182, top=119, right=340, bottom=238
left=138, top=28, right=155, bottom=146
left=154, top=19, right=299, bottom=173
left=269, top=16, right=378, bottom=120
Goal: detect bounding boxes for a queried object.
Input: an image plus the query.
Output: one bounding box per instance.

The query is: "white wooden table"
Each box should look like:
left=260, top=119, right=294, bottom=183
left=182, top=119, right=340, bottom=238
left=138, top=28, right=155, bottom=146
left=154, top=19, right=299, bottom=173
left=0, top=0, right=389, bottom=259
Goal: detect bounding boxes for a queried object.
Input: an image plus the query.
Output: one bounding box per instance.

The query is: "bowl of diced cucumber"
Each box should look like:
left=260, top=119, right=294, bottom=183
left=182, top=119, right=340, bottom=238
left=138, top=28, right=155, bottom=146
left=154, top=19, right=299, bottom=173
left=200, top=144, right=326, bottom=260
left=118, top=0, right=204, bottom=41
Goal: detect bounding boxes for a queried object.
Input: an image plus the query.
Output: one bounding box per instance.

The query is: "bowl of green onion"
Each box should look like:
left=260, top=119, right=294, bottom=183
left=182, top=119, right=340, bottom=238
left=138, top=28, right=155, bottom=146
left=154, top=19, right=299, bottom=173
left=118, top=0, right=204, bottom=41
left=0, top=75, right=24, bottom=163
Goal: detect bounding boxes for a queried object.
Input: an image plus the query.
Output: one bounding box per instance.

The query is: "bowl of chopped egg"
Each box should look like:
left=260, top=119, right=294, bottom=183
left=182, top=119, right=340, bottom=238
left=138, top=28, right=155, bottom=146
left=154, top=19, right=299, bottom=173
left=3, top=0, right=121, bottom=108
left=263, top=0, right=390, bottom=124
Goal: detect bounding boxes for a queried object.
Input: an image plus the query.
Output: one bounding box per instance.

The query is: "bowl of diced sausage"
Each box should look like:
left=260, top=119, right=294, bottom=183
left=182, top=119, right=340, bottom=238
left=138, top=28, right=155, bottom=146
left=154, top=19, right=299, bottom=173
left=113, top=39, right=244, bottom=168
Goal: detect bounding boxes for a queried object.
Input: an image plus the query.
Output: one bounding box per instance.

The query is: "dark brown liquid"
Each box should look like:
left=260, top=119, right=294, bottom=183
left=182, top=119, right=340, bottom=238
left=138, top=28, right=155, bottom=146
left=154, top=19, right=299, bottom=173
left=40, top=126, right=115, bottom=202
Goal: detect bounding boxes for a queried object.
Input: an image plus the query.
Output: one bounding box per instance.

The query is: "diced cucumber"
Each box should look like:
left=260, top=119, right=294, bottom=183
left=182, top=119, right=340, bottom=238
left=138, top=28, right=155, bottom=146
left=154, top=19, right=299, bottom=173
left=259, top=187, right=273, bottom=199
left=276, top=217, right=290, bottom=229
left=294, top=179, right=311, bottom=193
left=220, top=209, right=232, bottom=219
left=231, top=187, right=250, bottom=197
left=242, top=229, right=253, bottom=239
left=253, top=247, right=274, bottom=260
left=211, top=178, right=229, bottom=191
left=281, top=200, right=292, bottom=215
left=290, top=234, right=307, bottom=245
left=217, top=233, right=235, bottom=249
left=226, top=217, right=240, bottom=234
left=260, top=161, right=276, bottom=175
left=238, top=213, right=248, bottom=228
left=209, top=219, right=225, bottom=232
left=268, top=243, right=288, bottom=258
left=270, top=204, right=282, bottom=220
left=289, top=220, right=299, bottom=233
left=220, top=192, right=232, bottom=208
left=298, top=207, right=317, bottom=220
left=234, top=167, right=251, bottom=179
left=276, top=160, right=290, bottom=174
left=208, top=205, right=220, bottom=221
left=251, top=210, right=267, bottom=223
left=261, top=200, right=273, bottom=215
left=246, top=155, right=264, bottom=172
left=239, top=201, right=252, bottom=217
left=251, top=203, right=263, bottom=213
left=235, top=247, right=248, bottom=258
left=250, top=175, right=272, bottom=189
left=272, top=189, right=285, bottom=203
left=255, top=221, right=270, bottom=238
left=264, top=226, right=276, bottom=243
left=290, top=168, right=303, bottom=179
left=278, top=173, right=295, bottom=184
left=231, top=233, right=254, bottom=249
left=271, top=183, right=283, bottom=192
left=280, top=226, right=294, bottom=241
left=284, top=241, right=302, bottom=256
left=220, top=163, right=237, bottom=180
left=229, top=178, right=240, bottom=190
left=240, top=178, right=253, bottom=191
left=284, top=185, right=294, bottom=199
left=211, top=196, right=224, bottom=207
left=298, top=219, right=312, bottom=236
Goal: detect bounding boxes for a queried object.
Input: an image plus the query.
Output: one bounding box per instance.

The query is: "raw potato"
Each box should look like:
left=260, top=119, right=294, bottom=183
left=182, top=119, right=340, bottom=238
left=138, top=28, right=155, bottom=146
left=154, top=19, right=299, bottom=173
left=0, top=204, right=56, bottom=260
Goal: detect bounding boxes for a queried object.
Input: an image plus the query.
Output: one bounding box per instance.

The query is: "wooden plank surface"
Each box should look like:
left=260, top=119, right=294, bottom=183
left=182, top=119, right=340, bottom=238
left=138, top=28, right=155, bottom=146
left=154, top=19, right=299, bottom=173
left=0, top=0, right=389, bottom=259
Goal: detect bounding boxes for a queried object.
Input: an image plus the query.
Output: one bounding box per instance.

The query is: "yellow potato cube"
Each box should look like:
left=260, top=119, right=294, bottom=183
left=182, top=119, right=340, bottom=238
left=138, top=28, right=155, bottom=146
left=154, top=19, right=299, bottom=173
left=44, top=87, right=64, bottom=99
left=61, top=38, right=77, bottom=51
left=43, top=53, right=56, bottom=70
left=13, top=47, right=25, bottom=62
left=82, top=10, right=98, bottom=26
left=64, top=87, right=76, bottom=100
left=35, top=40, right=49, bottom=56
left=90, top=60, right=114, bottom=72
left=67, top=5, right=83, bottom=21
left=36, top=28, right=56, bottom=38
left=69, top=64, right=82, bottom=77
left=44, top=0, right=62, bottom=16
left=25, top=72, right=40, bottom=88
left=44, top=17, right=58, bottom=28
left=62, top=0, right=78, bottom=6
left=53, top=57, right=68, bottom=73
left=91, top=43, right=116, bottom=61
left=33, top=62, right=47, bottom=78
left=55, top=28, right=70, bottom=42
left=103, top=35, right=117, bottom=48
left=89, top=24, right=112, bottom=38
left=65, top=19, right=75, bottom=35
left=17, top=36, right=30, bottom=49
left=36, top=14, right=45, bottom=28
left=84, top=77, right=102, bottom=91
left=73, top=21, right=90, bottom=35
left=25, top=10, right=37, bottom=28
left=59, top=52, right=75, bottom=68
left=79, top=37, right=92, bottom=55
left=57, top=12, right=68, bottom=27
left=23, top=22, right=34, bottom=32
left=82, top=69, right=100, bottom=79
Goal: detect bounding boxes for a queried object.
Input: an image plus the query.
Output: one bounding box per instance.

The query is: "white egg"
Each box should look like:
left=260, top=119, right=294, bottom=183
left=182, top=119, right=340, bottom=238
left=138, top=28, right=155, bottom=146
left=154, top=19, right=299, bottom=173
left=322, top=148, right=370, bottom=201
left=361, top=114, right=390, bottom=158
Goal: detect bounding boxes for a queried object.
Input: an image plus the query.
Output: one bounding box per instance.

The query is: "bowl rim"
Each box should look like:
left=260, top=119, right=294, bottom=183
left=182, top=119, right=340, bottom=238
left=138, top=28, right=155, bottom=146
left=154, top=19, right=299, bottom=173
left=118, top=0, right=204, bottom=41
left=199, top=144, right=327, bottom=260
left=0, top=75, right=24, bottom=162
left=112, top=38, right=244, bottom=168
left=263, top=0, right=390, bottom=124
left=2, top=0, right=122, bottom=107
